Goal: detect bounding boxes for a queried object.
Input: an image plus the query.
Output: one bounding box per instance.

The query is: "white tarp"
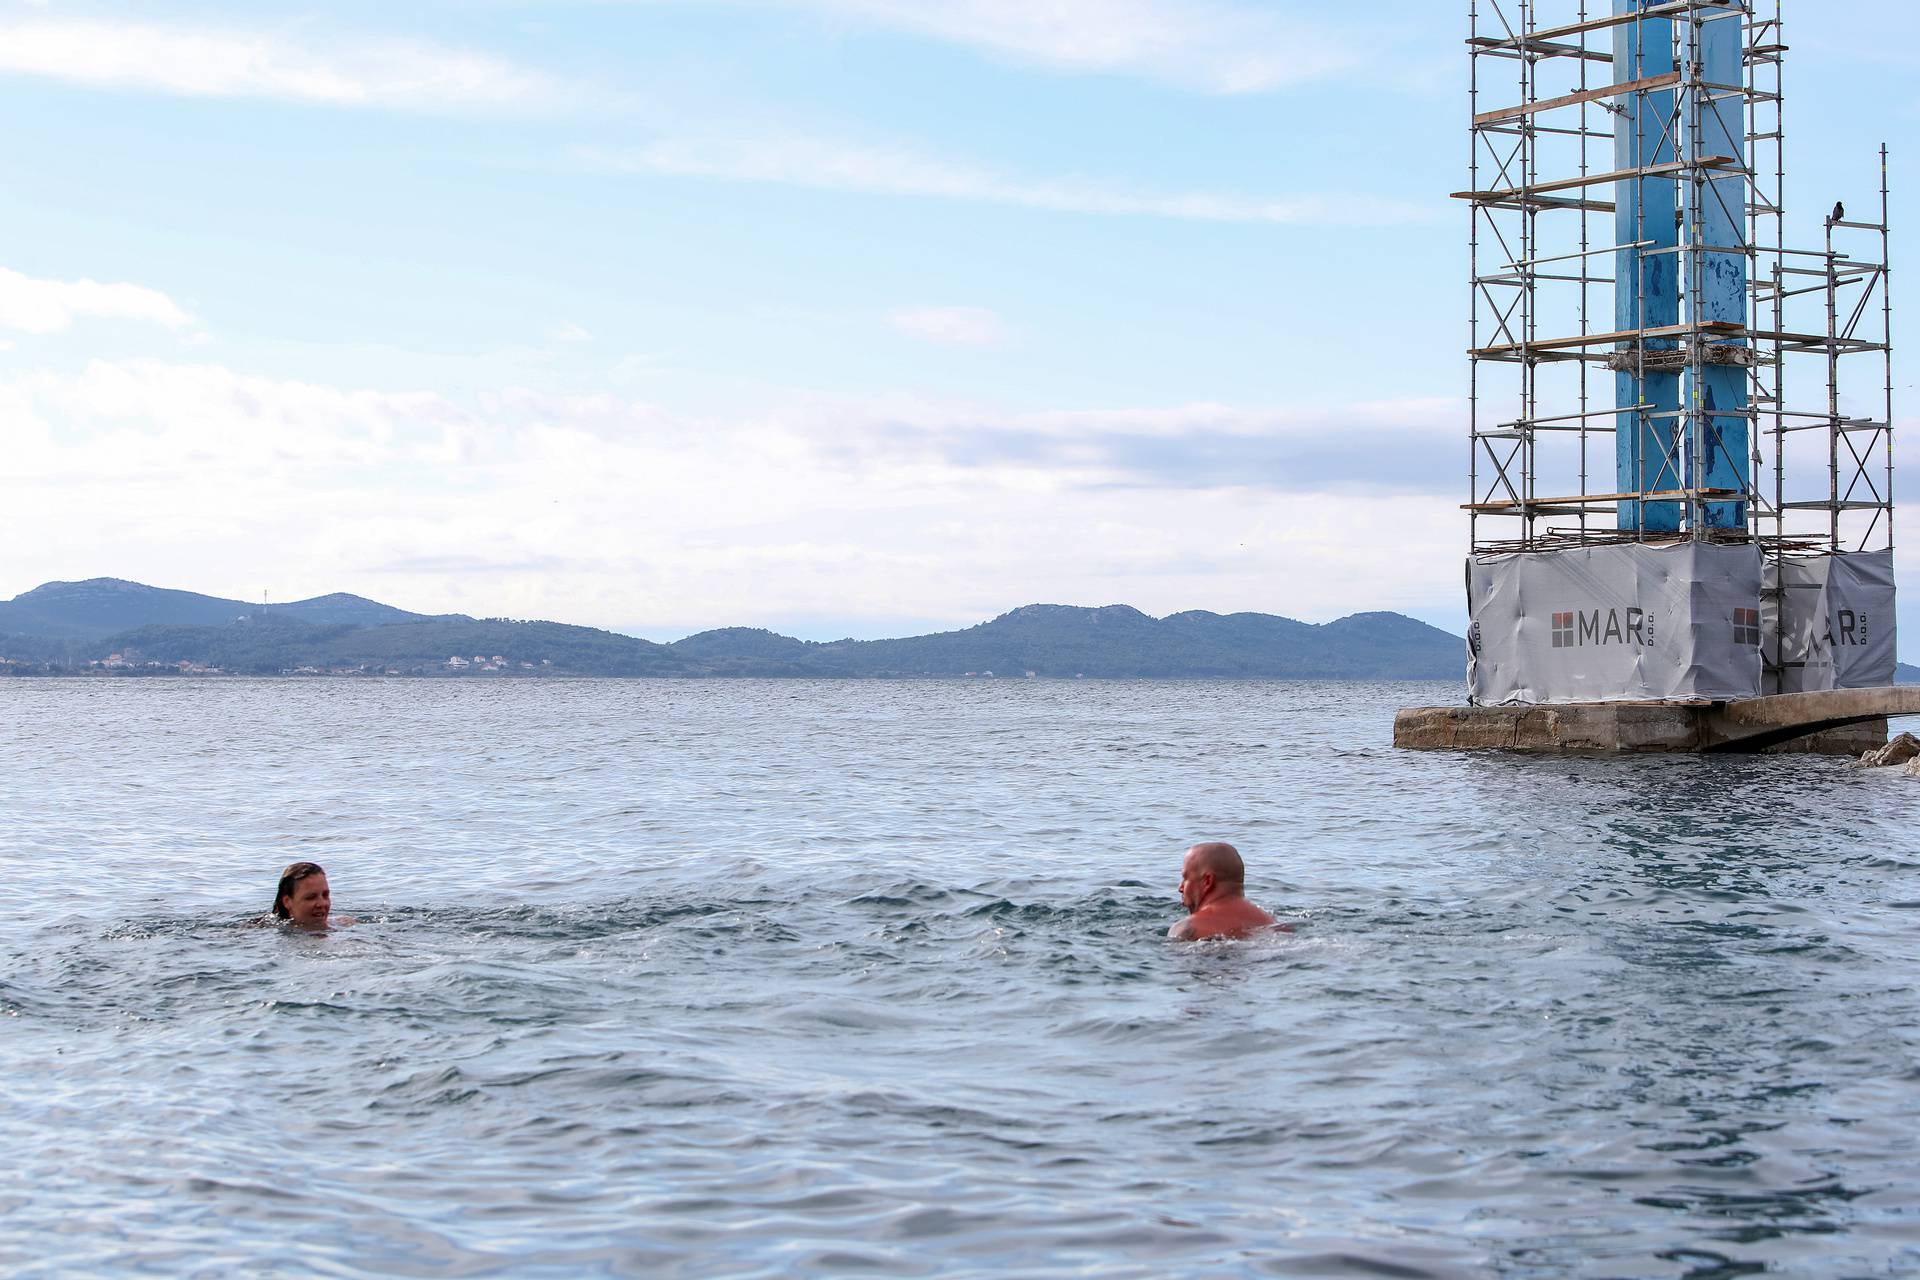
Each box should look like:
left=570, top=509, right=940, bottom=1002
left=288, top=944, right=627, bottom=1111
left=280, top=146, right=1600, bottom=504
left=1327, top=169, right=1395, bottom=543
left=1467, top=542, right=1763, bottom=706
left=1762, top=549, right=1898, bottom=693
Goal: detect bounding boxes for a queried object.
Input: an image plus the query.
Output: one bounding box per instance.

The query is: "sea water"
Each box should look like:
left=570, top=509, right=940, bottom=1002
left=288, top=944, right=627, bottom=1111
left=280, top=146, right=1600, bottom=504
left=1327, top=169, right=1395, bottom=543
left=2, top=678, right=1918, bottom=1278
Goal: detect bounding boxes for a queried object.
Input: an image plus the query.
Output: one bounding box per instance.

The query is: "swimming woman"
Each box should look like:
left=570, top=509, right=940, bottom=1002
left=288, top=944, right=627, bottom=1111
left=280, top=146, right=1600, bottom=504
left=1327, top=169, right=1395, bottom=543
left=270, top=861, right=355, bottom=929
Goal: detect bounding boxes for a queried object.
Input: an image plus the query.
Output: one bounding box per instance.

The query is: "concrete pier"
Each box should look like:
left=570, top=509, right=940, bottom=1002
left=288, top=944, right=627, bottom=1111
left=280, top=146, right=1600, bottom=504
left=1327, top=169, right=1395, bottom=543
left=1394, top=687, right=1920, bottom=755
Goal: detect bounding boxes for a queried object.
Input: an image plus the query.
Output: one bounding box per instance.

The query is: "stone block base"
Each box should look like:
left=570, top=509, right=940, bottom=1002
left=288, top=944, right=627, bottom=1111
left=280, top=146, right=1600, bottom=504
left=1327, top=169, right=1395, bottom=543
left=1394, top=704, right=1885, bottom=756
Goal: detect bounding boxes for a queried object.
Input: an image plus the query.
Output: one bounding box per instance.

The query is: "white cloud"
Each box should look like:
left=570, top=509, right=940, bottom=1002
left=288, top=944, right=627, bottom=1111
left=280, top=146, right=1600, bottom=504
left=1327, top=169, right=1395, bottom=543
left=889, top=306, right=1007, bottom=347
left=758, top=0, right=1355, bottom=94
left=0, top=359, right=1466, bottom=636
left=0, top=19, right=565, bottom=112
left=573, top=135, right=1432, bottom=225
left=782, top=393, right=1464, bottom=495
left=967, top=398, right=1464, bottom=440
left=5, top=358, right=463, bottom=465
left=550, top=323, right=594, bottom=343
left=0, top=266, right=192, bottom=334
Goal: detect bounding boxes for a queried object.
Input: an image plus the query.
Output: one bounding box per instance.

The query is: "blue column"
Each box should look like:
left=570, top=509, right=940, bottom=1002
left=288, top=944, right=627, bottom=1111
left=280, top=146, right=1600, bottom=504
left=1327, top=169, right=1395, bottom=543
left=1614, top=3, right=1681, bottom=532
left=1686, top=8, right=1749, bottom=529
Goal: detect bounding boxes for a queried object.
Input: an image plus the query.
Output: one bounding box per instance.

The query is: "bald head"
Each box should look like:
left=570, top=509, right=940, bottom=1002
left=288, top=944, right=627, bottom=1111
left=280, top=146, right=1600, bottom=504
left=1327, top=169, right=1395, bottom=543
left=1185, top=841, right=1245, bottom=885
left=1178, top=841, right=1249, bottom=913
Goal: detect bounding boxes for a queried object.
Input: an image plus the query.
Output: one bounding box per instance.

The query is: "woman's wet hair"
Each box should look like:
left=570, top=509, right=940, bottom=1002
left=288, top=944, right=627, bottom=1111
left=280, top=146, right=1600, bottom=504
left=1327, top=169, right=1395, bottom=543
left=271, top=861, right=327, bottom=919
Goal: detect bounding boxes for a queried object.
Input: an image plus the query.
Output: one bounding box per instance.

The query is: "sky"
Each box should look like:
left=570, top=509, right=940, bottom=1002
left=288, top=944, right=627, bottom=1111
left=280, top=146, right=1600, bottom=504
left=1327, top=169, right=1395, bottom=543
left=1, top=0, right=1915, bottom=645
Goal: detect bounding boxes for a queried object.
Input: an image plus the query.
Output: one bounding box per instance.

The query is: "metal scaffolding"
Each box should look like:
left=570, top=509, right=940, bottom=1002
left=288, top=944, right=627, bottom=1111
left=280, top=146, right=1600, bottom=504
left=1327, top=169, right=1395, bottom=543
left=1461, top=0, right=1894, bottom=577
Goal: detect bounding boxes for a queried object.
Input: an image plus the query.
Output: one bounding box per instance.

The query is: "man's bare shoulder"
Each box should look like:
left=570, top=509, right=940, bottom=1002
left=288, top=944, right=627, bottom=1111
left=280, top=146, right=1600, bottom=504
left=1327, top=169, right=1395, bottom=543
left=1171, top=905, right=1288, bottom=942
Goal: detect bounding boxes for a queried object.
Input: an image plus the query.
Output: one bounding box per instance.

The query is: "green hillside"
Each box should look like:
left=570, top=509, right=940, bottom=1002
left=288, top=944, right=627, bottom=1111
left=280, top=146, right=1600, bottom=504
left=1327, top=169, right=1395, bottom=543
left=91, top=615, right=683, bottom=676
left=0, top=579, right=1468, bottom=679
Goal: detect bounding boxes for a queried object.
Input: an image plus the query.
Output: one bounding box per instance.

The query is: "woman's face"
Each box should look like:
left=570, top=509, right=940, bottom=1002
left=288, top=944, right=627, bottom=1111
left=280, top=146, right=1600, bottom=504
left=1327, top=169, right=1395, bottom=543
left=281, top=873, right=332, bottom=929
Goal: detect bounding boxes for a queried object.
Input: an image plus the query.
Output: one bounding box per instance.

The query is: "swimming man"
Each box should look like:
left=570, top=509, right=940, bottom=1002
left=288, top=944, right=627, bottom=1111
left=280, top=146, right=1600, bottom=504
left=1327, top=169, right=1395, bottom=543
left=1168, top=841, right=1280, bottom=941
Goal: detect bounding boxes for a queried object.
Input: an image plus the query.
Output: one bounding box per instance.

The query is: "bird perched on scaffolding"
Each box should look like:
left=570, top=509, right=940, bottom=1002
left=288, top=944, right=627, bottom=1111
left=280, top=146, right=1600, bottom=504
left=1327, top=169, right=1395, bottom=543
left=1829, top=200, right=1846, bottom=227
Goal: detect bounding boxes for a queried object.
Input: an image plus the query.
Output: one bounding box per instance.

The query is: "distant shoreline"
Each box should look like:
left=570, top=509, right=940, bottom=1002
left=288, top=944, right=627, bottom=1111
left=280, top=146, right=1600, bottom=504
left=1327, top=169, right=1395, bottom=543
left=0, top=579, right=1472, bottom=682
left=0, top=668, right=1465, bottom=683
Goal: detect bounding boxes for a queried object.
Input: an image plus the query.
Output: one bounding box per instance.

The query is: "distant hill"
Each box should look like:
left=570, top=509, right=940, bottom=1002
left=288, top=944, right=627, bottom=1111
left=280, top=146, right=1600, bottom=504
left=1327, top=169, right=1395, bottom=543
left=732, top=603, right=1467, bottom=679
left=1899, top=662, right=1920, bottom=686
left=0, top=578, right=429, bottom=638
left=98, top=614, right=679, bottom=676
left=263, top=592, right=433, bottom=629
left=0, top=577, right=1468, bottom=679
left=671, top=627, right=820, bottom=669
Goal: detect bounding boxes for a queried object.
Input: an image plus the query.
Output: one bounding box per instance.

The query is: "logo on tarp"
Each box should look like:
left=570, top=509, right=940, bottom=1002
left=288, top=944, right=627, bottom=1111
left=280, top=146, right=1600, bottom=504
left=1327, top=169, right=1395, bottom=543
left=1828, top=610, right=1868, bottom=647
left=1733, top=607, right=1760, bottom=646
left=1550, top=608, right=1647, bottom=648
